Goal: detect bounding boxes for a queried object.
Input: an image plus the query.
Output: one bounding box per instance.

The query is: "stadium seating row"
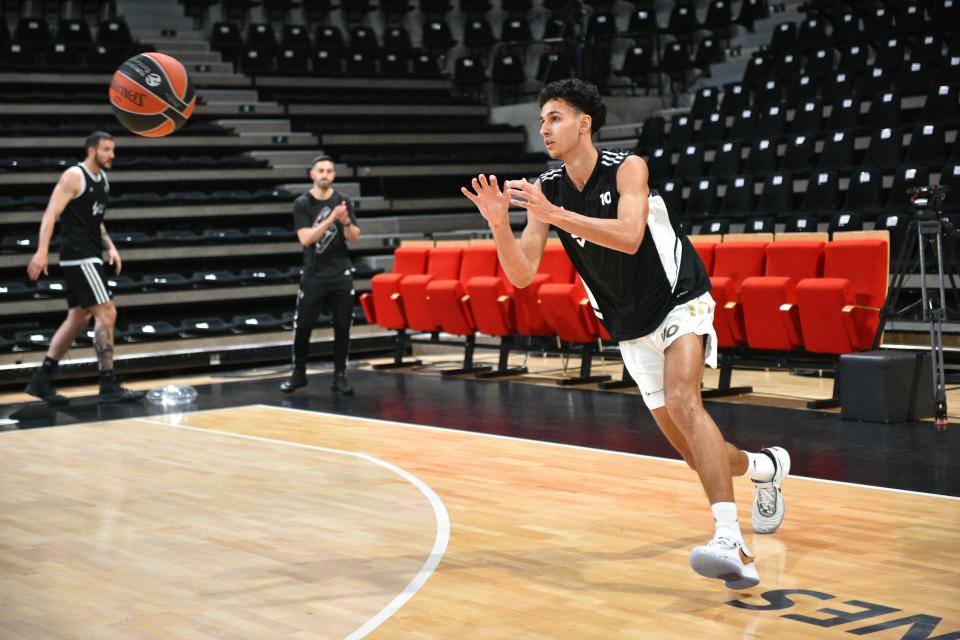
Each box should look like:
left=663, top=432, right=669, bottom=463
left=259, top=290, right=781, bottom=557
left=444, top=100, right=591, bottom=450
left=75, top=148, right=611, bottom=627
left=691, top=233, right=888, bottom=355
left=358, top=233, right=890, bottom=381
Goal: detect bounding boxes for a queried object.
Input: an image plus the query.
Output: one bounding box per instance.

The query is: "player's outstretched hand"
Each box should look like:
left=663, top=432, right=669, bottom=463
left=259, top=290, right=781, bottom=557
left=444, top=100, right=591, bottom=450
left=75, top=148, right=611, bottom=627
left=461, top=174, right=509, bottom=228
left=505, top=179, right=557, bottom=225
left=26, top=251, right=48, bottom=281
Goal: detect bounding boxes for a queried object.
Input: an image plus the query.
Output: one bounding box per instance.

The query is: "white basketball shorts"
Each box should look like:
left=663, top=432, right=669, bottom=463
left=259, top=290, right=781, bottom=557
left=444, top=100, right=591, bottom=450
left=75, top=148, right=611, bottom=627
left=619, top=291, right=718, bottom=410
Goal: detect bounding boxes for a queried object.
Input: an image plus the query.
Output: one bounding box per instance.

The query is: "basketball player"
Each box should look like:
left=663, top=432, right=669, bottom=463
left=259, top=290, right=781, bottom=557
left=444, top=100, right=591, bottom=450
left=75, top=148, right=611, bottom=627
left=461, top=79, right=790, bottom=589
left=281, top=155, right=361, bottom=395
left=25, top=131, right=144, bottom=404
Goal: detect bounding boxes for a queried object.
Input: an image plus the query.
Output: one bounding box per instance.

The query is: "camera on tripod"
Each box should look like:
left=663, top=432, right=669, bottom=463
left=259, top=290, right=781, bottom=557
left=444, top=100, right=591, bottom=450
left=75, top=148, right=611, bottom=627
left=908, top=184, right=950, bottom=219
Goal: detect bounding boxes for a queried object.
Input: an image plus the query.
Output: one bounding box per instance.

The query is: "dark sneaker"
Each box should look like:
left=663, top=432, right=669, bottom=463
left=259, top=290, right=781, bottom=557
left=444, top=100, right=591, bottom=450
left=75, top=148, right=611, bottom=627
left=24, top=375, right=69, bottom=405
left=331, top=372, right=353, bottom=395
left=280, top=372, right=307, bottom=393
left=99, top=380, right=146, bottom=403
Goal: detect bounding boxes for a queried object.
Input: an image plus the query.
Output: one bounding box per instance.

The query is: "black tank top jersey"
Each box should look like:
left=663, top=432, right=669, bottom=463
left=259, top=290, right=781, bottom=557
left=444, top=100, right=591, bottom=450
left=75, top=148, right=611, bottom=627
left=538, top=149, right=711, bottom=341
left=60, top=163, right=109, bottom=261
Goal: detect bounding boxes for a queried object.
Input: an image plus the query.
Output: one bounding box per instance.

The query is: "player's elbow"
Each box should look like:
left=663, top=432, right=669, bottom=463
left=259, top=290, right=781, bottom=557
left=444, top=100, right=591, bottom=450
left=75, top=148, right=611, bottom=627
left=621, top=232, right=643, bottom=254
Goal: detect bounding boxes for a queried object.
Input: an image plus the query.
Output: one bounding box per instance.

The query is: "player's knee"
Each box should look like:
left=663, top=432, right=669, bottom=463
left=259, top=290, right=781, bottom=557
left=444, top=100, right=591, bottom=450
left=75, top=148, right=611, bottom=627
left=664, top=387, right=703, bottom=425
left=95, top=303, right=117, bottom=327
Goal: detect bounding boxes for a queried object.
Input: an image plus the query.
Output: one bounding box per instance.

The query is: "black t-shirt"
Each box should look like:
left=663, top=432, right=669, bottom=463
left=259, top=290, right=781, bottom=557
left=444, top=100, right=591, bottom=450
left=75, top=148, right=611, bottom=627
left=60, top=164, right=109, bottom=262
left=538, top=149, right=711, bottom=341
left=292, top=190, right=357, bottom=281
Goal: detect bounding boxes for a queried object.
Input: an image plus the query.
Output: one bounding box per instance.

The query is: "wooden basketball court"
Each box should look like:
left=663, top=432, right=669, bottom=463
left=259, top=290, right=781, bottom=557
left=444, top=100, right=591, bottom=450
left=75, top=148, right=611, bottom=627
left=2, top=403, right=958, bottom=639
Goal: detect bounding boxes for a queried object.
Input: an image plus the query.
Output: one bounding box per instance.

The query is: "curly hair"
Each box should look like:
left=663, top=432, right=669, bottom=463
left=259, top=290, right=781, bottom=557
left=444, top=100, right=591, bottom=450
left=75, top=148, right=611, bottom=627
left=538, top=79, right=607, bottom=134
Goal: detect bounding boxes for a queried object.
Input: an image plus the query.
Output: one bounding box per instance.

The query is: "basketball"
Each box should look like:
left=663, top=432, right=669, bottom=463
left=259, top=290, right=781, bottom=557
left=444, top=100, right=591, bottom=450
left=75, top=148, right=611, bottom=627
left=109, top=52, right=196, bottom=138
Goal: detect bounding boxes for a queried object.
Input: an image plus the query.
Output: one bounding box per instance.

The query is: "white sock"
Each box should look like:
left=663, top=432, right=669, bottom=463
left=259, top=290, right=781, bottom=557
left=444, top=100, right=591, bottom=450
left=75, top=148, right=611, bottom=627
left=711, top=502, right=742, bottom=542
left=743, top=450, right=776, bottom=482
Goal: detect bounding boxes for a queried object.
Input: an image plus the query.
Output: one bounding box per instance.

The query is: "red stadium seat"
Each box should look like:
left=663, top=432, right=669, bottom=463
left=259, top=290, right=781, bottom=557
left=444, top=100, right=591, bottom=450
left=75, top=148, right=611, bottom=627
left=710, top=240, right=768, bottom=347
left=537, top=275, right=612, bottom=385
left=514, top=242, right=577, bottom=336
left=796, top=237, right=889, bottom=354
left=426, top=244, right=499, bottom=336
left=740, top=240, right=825, bottom=350
left=425, top=244, right=500, bottom=375
left=690, top=236, right=719, bottom=275
left=362, top=244, right=430, bottom=329
left=400, top=244, right=464, bottom=333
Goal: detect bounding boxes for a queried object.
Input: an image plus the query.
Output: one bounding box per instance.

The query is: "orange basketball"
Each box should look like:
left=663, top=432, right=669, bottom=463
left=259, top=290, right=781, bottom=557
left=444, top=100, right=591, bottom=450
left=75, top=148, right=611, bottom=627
left=109, top=52, right=196, bottom=137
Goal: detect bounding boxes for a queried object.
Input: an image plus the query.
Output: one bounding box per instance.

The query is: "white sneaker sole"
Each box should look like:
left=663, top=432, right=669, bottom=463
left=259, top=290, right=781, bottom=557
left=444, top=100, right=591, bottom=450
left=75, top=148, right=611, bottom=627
left=689, top=547, right=760, bottom=590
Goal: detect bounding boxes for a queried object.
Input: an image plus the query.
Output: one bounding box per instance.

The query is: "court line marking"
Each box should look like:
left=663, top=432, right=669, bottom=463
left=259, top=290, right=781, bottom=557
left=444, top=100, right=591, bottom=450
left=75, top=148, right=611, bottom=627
left=256, top=403, right=960, bottom=503
left=133, top=416, right=450, bottom=640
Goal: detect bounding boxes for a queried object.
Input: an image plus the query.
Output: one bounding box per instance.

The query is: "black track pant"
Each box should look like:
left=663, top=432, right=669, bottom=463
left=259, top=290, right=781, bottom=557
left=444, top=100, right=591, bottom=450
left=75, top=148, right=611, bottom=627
left=291, top=277, right=353, bottom=373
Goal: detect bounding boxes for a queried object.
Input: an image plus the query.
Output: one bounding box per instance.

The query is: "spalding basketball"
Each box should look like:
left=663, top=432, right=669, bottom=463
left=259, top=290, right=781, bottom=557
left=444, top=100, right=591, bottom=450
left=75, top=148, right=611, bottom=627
left=109, top=52, right=196, bottom=137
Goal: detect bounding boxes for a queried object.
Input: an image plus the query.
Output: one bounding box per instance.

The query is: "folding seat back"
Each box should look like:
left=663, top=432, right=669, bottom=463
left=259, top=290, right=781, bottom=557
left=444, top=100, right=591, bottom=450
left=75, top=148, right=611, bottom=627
left=805, top=46, right=835, bottom=79
left=922, top=83, right=960, bottom=122
left=728, top=107, right=756, bottom=140
left=401, top=245, right=464, bottom=332
left=757, top=171, right=794, bottom=215
left=753, top=79, right=783, bottom=110
left=779, top=134, right=816, bottom=172
left=427, top=244, right=499, bottom=336
left=719, top=175, right=754, bottom=216
left=674, top=143, right=704, bottom=179
left=826, top=95, right=860, bottom=131
left=741, top=240, right=824, bottom=349
left=796, top=237, right=889, bottom=353
left=744, top=137, right=777, bottom=175
left=720, top=82, right=749, bottom=114
left=709, top=140, right=741, bottom=178
left=710, top=240, right=767, bottom=345
left=756, top=104, right=786, bottom=137
left=282, top=24, right=311, bottom=50
left=690, top=87, right=719, bottom=120
left=686, top=178, right=718, bottom=218
left=364, top=244, right=430, bottom=328
left=799, top=170, right=839, bottom=215
left=697, top=111, right=725, bottom=145
left=645, top=147, right=671, bottom=182
left=819, top=131, right=854, bottom=169
left=666, top=114, right=694, bottom=149
left=789, top=98, right=822, bottom=134
left=690, top=236, right=718, bottom=275
left=905, top=123, right=947, bottom=166
left=633, top=116, right=665, bottom=156
left=514, top=242, right=576, bottom=336
left=538, top=274, right=605, bottom=344
left=865, top=90, right=901, bottom=130
left=843, top=168, right=884, bottom=214
left=863, top=126, right=902, bottom=169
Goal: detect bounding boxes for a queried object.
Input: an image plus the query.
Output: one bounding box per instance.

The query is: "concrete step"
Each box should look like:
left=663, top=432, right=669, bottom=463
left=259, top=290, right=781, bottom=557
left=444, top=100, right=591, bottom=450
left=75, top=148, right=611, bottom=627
left=184, top=61, right=235, bottom=74
left=218, top=119, right=292, bottom=133
left=279, top=182, right=361, bottom=197
left=166, top=51, right=222, bottom=64
left=146, top=40, right=212, bottom=53
left=136, top=29, right=207, bottom=41
left=198, top=89, right=261, bottom=102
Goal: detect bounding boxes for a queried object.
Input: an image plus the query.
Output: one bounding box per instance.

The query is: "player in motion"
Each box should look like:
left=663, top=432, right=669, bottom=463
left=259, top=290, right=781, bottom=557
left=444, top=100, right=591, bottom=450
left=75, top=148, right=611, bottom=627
left=25, top=131, right=144, bottom=404
left=462, top=80, right=789, bottom=589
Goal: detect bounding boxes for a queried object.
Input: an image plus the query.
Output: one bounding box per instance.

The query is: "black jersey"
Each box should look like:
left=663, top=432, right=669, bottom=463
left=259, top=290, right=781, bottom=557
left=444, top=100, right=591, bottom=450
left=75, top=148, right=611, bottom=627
left=538, top=149, right=710, bottom=341
left=59, top=163, right=109, bottom=263
left=292, top=190, right=357, bottom=282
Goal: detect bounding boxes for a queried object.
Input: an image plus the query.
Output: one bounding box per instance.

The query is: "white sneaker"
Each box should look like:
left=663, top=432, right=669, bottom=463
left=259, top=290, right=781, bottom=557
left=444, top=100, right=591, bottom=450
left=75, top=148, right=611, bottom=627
left=689, top=536, right=760, bottom=590
left=752, top=446, right=791, bottom=534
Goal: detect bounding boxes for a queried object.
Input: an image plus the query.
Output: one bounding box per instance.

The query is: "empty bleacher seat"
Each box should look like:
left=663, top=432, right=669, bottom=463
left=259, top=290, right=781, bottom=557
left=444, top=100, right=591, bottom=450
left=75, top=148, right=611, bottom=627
left=796, top=237, right=889, bottom=354
left=741, top=239, right=825, bottom=350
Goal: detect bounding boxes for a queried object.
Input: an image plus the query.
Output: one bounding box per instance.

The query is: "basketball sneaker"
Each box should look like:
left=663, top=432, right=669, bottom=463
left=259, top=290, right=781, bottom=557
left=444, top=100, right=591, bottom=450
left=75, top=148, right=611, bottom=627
left=752, top=446, right=790, bottom=534
left=689, top=536, right=760, bottom=590
left=24, top=372, right=68, bottom=405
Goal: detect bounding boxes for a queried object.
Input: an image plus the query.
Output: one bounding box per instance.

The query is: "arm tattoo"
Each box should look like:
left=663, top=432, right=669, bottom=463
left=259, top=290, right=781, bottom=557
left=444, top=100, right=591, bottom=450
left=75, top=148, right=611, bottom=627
left=93, top=326, right=114, bottom=370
